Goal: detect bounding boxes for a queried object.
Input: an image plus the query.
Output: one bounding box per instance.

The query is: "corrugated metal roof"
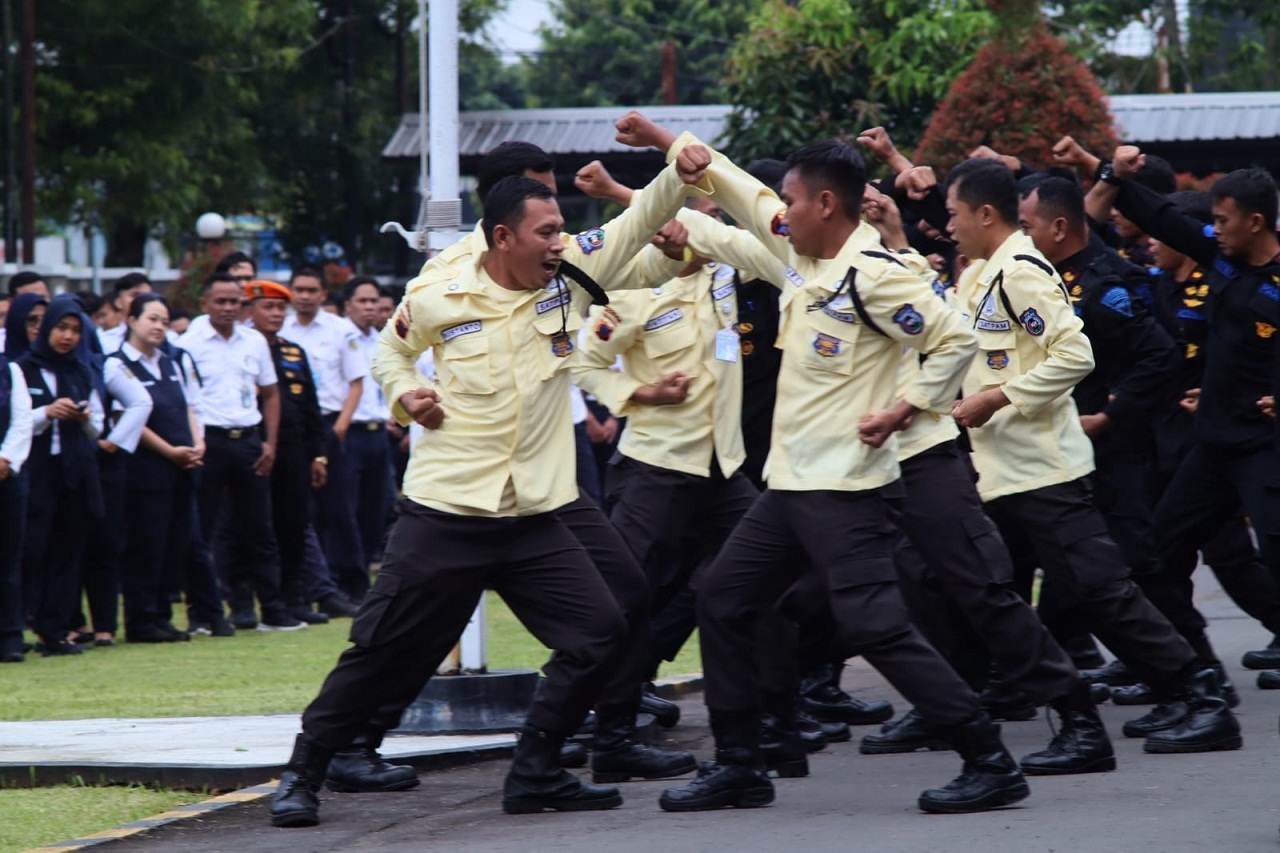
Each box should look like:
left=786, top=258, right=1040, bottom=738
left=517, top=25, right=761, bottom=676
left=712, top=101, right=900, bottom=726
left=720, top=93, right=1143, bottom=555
left=382, top=93, right=1280, bottom=160
left=1110, top=91, right=1280, bottom=142
left=382, top=105, right=734, bottom=160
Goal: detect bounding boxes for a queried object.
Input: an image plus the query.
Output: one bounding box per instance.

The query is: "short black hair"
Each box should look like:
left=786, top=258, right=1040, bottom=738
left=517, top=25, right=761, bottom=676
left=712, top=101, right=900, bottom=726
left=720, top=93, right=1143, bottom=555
left=1020, top=175, right=1086, bottom=231
left=215, top=251, right=256, bottom=274
left=112, top=271, right=150, bottom=295
left=947, top=158, right=1018, bottom=225
left=477, top=142, right=555, bottom=203
left=481, top=175, right=558, bottom=247
left=76, top=290, right=105, bottom=315
left=325, top=291, right=345, bottom=313
left=344, top=274, right=381, bottom=301
left=7, top=270, right=44, bottom=296
left=169, top=306, right=190, bottom=322
left=746, top=158, right=787, bottom=194
left=1134, top=154, right=1176, bottom=195
left=1169, top=190, right=1212, bottom=225
left=1210, top=168, right=1279, bottom=231
left=202, top=271, right=240, bottom=293
left=289, top=264, right=324, bottom=285
left=129, top=293, right=171, bottom=320
left=783, top=141, right=867, bottom=220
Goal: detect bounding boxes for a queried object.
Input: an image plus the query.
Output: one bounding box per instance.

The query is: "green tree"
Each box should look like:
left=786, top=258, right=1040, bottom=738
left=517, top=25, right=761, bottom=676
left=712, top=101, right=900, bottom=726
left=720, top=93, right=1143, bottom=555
left=523, top=0, right=761, bottom=107
left=720, top=0, right=992, bottom=163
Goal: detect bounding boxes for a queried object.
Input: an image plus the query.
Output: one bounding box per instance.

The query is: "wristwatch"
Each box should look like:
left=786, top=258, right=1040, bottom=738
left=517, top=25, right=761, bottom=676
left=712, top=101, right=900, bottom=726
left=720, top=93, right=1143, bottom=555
left=1096, top=160, right=1123, bottom=186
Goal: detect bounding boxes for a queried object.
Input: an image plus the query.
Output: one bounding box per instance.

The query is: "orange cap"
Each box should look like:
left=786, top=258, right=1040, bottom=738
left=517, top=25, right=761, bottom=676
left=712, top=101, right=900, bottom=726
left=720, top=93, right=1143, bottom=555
left=243, top=280, right=292, bottom=302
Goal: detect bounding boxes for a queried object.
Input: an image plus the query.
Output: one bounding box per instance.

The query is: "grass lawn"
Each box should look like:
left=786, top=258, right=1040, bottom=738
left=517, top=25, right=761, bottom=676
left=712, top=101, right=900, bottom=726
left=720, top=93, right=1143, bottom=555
left=0, top=592, right=701, bottom=853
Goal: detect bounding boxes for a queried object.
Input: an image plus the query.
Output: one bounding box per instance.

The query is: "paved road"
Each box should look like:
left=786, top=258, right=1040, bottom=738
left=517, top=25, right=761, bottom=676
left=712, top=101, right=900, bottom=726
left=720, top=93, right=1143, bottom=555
left=107, top=574, right=1280, bottom=853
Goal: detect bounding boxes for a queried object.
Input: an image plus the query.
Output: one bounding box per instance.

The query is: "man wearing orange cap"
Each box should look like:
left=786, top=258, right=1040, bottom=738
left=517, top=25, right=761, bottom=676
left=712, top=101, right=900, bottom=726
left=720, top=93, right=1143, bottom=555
left=243, top=281, right=333, bottom=627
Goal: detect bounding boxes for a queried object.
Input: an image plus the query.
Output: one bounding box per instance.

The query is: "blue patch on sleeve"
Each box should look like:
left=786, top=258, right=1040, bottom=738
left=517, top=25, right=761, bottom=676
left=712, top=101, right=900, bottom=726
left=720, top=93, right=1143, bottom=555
left=1213, top=257, right=1239, bottom=280
left=1100, top=287, right=1134, bottom=317
left=1260, top=283, right=1280, bottom=302
left=1177, top=307, right=1205, bottom=321
left=892, top=304, right=924, bottom=335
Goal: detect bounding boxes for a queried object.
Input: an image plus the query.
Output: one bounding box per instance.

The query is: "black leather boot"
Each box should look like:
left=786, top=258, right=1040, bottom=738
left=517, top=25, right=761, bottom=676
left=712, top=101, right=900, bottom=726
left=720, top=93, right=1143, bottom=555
left=271, top=734, right=335, bottom=827
left=229, top=581, right=257, bottom=631
left=759, top=713, right=810, bottom=777
left=502, top=726, right=622, bottom=814
left=800, top=662, right=893, bottom=725
left=796, top=702, right=847, bottom=746
left=325, top=733, right=419, bottom=792
left=590, top=705, right=696, bottom=783
left=659, top=710, right=774, bottom=812
left=859, top=709, right=950, bottom=755
left=284, top=578, right=330, bottom=625
left=1081, top=659, right=1138, bottom=687
left=1143, top=669, right=1243, bottom=754
left=1257, top=669, right=1280, bottom=690
left=1111, top=682, right=1156, bottom=706
left=1121, top=697, right=1189, bottom=738
left=979, top=669, right=1038, bottom=721
left=640, top=682, right=681, bottom=728
left=1090, top=682, right=1112, bottom=704
left=918, top=714, right=1030, bottom=814
left=559, top=741, right=588, bottom=768
left=1019, top=681, right=1116, bottom=775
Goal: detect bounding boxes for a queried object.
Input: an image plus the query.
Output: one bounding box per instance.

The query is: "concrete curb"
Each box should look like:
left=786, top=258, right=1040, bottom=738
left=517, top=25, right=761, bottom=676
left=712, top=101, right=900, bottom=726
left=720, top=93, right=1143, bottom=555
left=21, top=675, right=707, bottom=852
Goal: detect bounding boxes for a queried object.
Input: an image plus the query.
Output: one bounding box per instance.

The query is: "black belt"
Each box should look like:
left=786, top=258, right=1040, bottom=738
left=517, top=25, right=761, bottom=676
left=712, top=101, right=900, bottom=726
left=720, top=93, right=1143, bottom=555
left=206, top=425, right=259, bottom=440
left=350, top=420, right=386, bottom=432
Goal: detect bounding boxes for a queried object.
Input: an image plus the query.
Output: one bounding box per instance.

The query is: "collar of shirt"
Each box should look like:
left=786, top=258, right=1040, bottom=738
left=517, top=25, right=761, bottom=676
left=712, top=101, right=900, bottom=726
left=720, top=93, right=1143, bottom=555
left=979, top=231, right=1038, bottom=286
left=121, top=340, right=165, bottom=375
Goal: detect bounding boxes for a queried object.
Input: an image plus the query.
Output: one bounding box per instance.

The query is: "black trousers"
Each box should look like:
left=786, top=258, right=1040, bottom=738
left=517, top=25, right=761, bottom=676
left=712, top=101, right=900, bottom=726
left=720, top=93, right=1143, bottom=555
left=894, top=441, right=1078, bottom=703
left=177, top=492, right=225, bottom=624
left=318, top=417, right=376, bottom=601
left=23, top=458, right=89, bottom=642
left=270, top=431, right=311, bottom=600
left=301, top=499, right=627, bottom=748
left=123, top=466, right=195, bottom=632
left=80, top=448, right=128, bottom=635
left=198, top=431, right=286, bottom=618
left=0, top=471, right=28, bottom=655
left=697, top=488, right=979, bottom=728
left=985, top=478, right=1196, bottom=689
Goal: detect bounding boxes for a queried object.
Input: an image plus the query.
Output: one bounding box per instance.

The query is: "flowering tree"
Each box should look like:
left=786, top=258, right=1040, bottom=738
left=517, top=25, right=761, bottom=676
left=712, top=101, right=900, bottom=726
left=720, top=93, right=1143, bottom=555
left=915, top=0, right=1118, bottom=169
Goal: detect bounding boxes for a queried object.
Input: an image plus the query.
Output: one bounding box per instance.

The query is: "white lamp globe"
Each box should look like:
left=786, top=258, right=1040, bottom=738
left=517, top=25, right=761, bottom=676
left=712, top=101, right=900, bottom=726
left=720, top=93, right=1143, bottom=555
left=196, top=212, right=227, bottom=240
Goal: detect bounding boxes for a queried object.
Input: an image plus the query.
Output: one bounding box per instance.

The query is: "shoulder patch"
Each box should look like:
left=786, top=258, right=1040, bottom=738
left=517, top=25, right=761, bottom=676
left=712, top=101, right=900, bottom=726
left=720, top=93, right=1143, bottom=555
left=861, top=249, right=907, bottom=268
left=394, top=302, right=412, bottom=339
left=1260, top=282, right=1280, bottom=302
left=770, top=210, right=788, bottom=236
left=1019, top=307, right=1045, bottom=336
left=892, top=303, right=924, bottom=335
left=1013, top=253, right=1057, bottom=278
left=1099, top=287, right=1134, bottom=317
left=575, top=228, right=606, bottom=254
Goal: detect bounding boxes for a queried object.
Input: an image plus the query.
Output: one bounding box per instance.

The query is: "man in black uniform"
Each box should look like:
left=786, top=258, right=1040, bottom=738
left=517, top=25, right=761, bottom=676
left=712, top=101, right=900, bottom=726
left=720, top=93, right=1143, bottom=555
left=243, top=281, right=330, bottom=626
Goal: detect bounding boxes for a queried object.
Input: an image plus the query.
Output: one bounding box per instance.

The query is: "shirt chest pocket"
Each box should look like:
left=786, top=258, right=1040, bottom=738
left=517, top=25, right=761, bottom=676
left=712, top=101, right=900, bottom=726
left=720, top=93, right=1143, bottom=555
left=440, top=334, right=496, bottom=395
left=798, top=309, right=859, bottom=376
left=531, top=311, right=585, bottom=380
left=641, top=311, right=700, bottom=375
left=973, top=328, right=1020, bottom=386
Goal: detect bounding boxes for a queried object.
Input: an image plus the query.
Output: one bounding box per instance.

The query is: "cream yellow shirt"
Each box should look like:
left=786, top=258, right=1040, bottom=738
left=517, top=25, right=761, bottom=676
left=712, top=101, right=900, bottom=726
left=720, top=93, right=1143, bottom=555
left=685, top=140, right=978, bottom=492
left=892, top=252, right=963, bottom=462
left=573, top=214, right=783, bottom=478
left=957, top=231, right=1097, bottom=501
left=374, top=157, right=705, bottom=516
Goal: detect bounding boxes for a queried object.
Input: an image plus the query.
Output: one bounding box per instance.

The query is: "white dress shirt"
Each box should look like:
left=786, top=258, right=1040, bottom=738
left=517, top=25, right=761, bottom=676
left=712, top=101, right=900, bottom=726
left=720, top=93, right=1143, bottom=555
left=101, top=356, right=155, bottom=453
left=30, top=373, right=104, bottom=455
left=347, top=318, right=390, bottom=423
left=281, top=310, right=368, bottom=415
left=0, top=363, right=32, bottom=473
left=177, top=315, right=277, bottom=428
left=97, top=324, right=126, bottom=355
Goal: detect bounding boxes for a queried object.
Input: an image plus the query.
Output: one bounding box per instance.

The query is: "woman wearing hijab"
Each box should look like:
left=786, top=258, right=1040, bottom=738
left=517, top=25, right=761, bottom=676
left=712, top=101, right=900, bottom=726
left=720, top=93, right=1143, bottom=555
left=20, top=294, right=105, bottom=656
left=4, top=292, right=46, bottom=360
left=0, top=296, right=35, bottom=662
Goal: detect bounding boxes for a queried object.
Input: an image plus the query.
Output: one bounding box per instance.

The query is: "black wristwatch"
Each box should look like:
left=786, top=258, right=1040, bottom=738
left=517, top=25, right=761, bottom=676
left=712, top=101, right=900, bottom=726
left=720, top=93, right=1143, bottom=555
left=1096, top=160, right=1123, bottom=186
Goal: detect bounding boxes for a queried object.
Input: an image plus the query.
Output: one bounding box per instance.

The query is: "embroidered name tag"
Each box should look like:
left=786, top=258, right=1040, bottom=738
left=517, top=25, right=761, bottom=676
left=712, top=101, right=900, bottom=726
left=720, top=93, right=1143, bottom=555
left=442, top=321, right=482, bottom=341
left=535, top=291, right=571, bottom=314
left=822, top=306, right=856, bottom=324
left=712, top=282, right=736, bottom=301
left=644, top=309, right=683, bottom=331
left=785, top=267, right=805, bottom=288
left=976, top=318, right=1012, bottom=331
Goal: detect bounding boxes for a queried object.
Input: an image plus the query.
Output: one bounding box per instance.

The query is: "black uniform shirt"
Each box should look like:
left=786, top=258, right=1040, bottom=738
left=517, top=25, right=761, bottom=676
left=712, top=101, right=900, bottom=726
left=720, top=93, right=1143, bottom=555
left=268, top=336, right=324, bottom=460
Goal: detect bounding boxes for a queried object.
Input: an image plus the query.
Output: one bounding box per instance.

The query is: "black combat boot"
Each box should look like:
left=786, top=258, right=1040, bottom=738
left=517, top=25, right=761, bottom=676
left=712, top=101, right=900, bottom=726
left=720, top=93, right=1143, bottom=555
left=759, top=713, right=811, bottom=777
left=270, top=734, right=336, bottom=827
left=325, top=732, right=419, bottom=792
left=1241, top=636, right=1280, bottom=670
left=1143, top=669, right=1243, bottom=754
left=1112, top=682, right=1155, bottom=705
left=859, top=709, right=951, bottom=755
left=639, top=682, right=681, bottom=728
left=800, top=662, right=893, bottom=725
left=979, top=668, right=1038, bottom=722
left=284, top=578, right=330, bottom=625
left=658, top=711, right=773, bottom=812
left=502, top=725, right=622, bottom=814
left=795, top=701, right=847, bottom=746
left=590, top=705, right=696, bottom=783
left=229, top=581, right=258, bottom=630
left=1081, top=659, right=1138, bottom=686
left=918, top=714, right=1030, bottom=814
left=1019, top=681, right=1116, bottom=775
left=559, top=741, right=588, bottom=768
left=1121, top=695, right=1189, bottom=738
left=1090, top=682, right=1112, bottom=704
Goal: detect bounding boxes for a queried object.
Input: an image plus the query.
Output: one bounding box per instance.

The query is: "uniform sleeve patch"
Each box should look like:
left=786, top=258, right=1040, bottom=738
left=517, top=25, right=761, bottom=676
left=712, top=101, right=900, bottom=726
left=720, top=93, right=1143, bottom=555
left=892, top=304, right=924, bottom=335
left=1260, top=282, right=1280, bottom=302
left=1019, top=307, right=1045, bottom=336
left=770, top=210, right=788, bottom=236
left=575, top=228, right=606, bottom=254
left=1099, top=287, right=1134, bottom=317
left=394, top=303, right=412, bottom=339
